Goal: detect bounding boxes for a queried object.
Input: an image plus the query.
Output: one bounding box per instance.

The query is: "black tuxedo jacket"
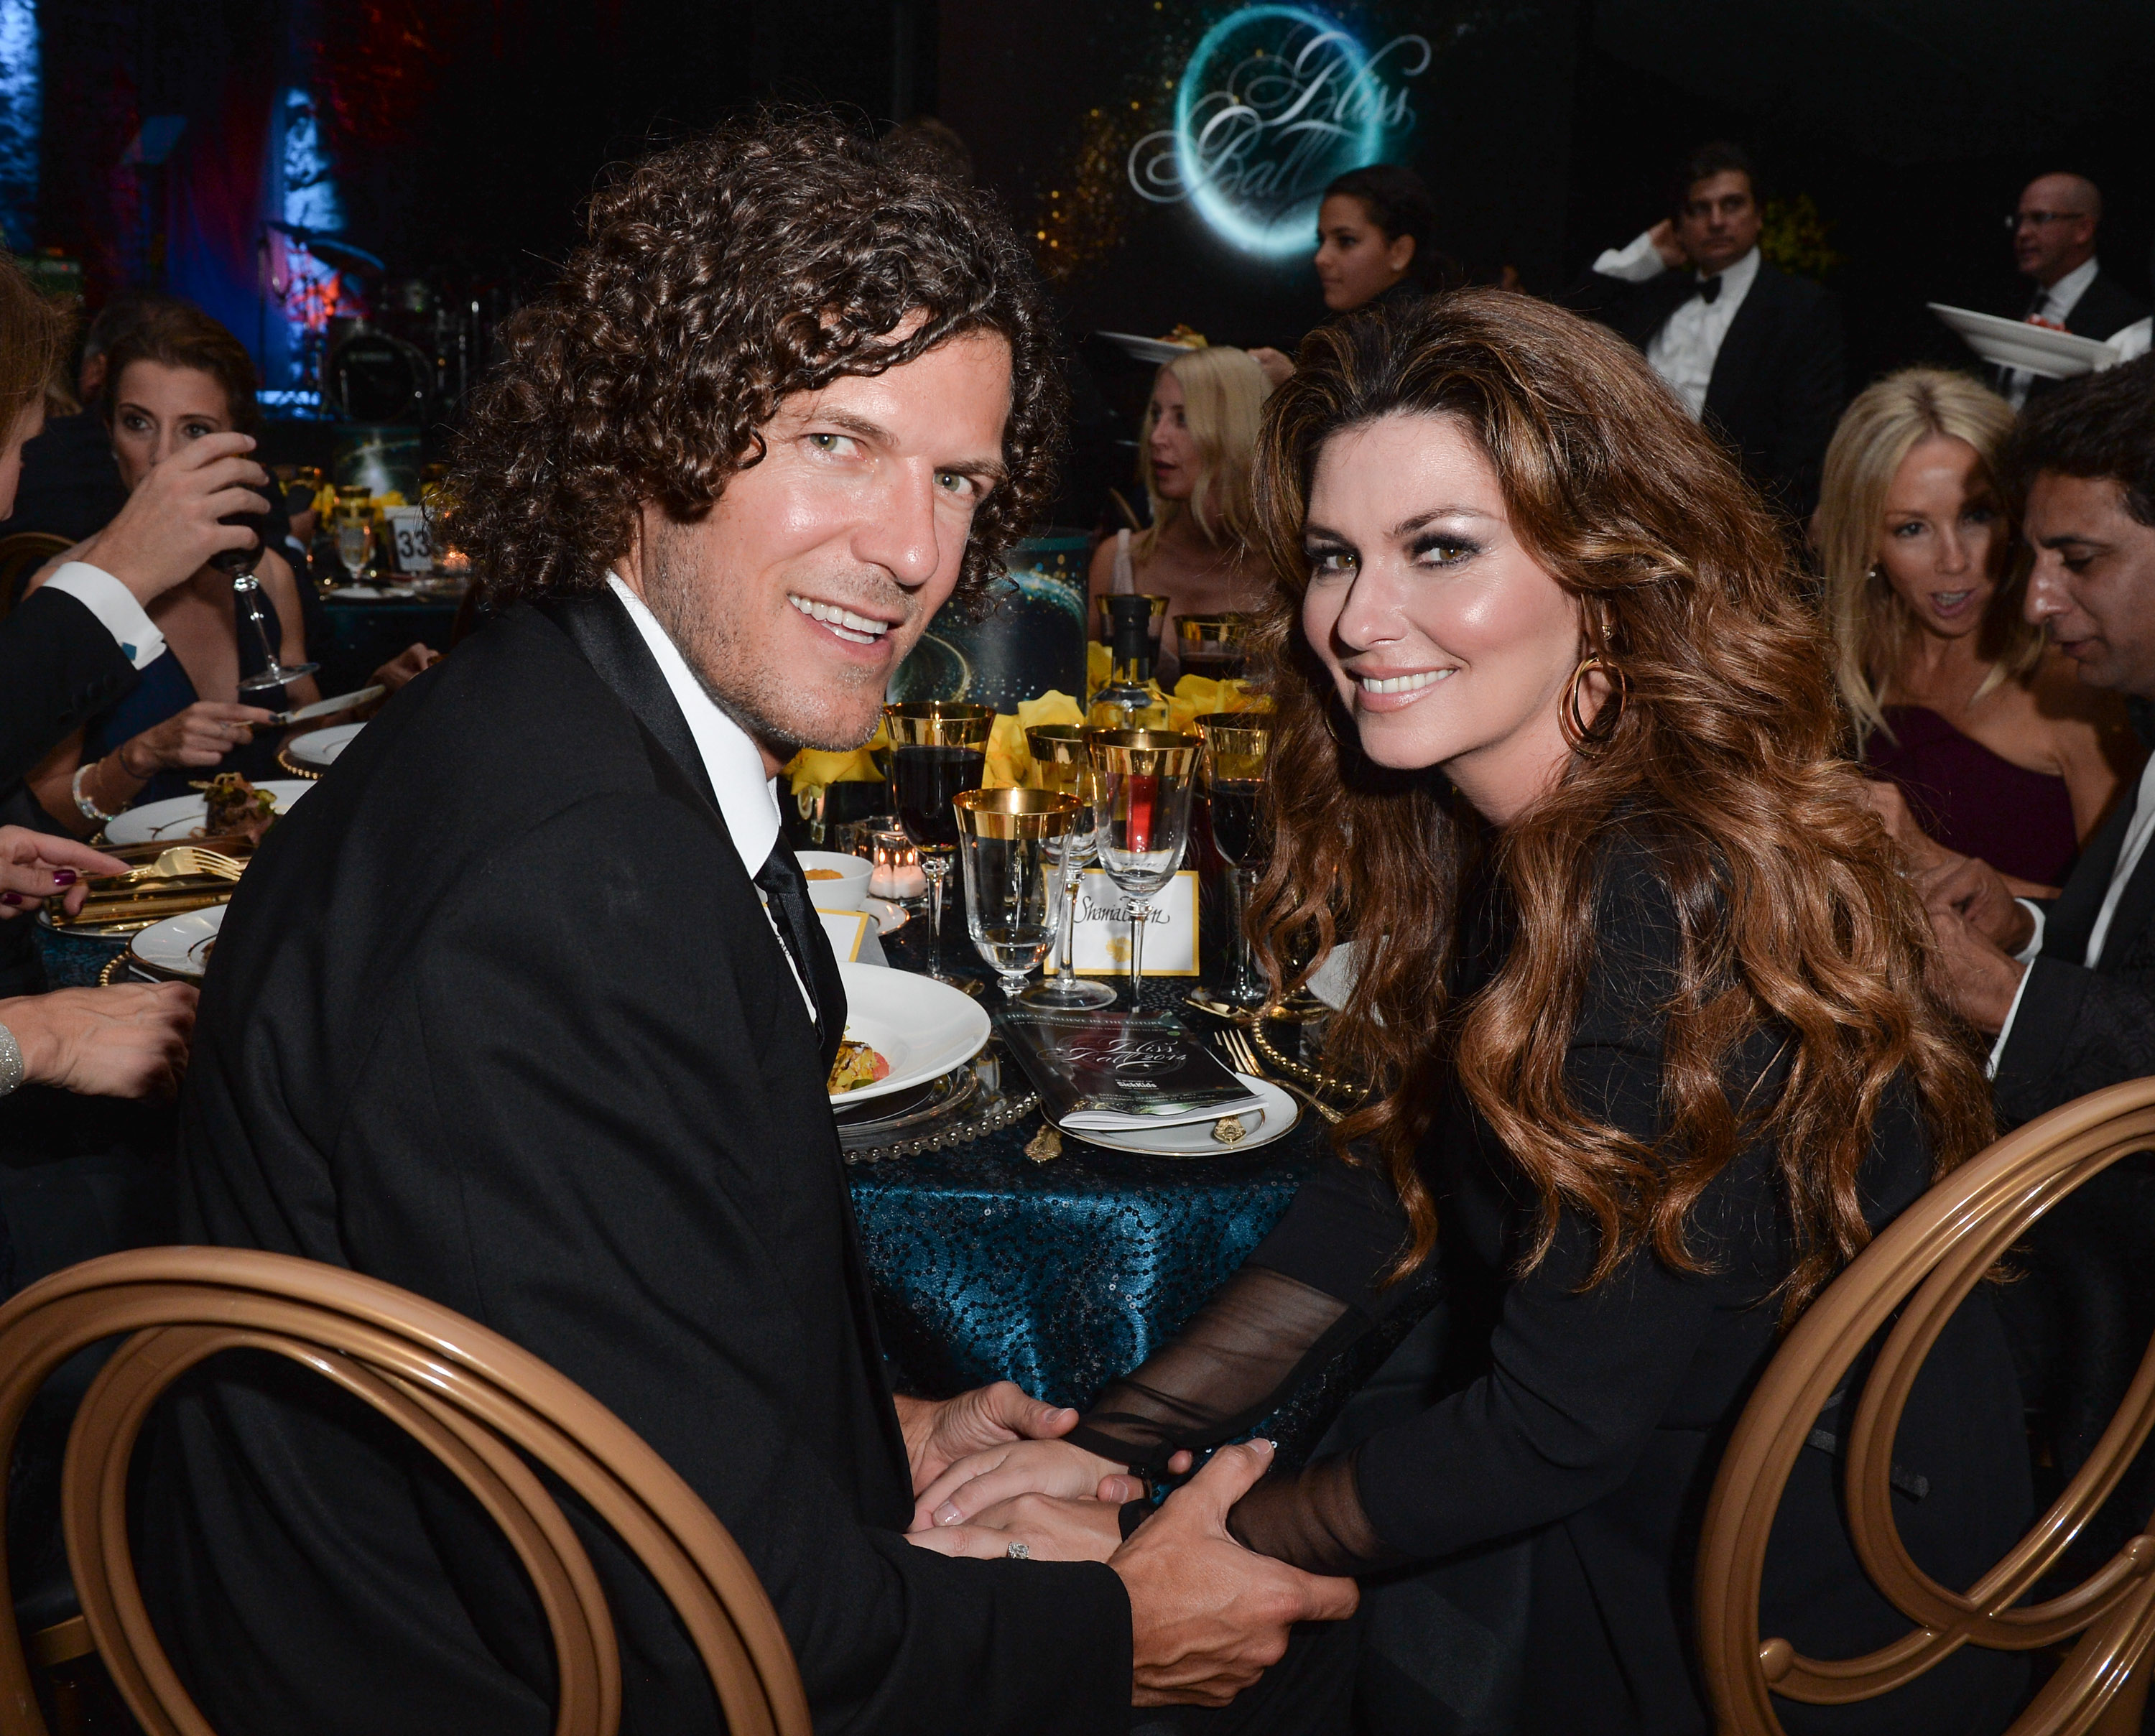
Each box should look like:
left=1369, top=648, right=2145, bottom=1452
left=1994, top=770, right=2155, bottom=1131
left=1571, top=256, right=1845, bottom=521
left=2005, top=269, right=2150, bottom=406
left=139, top=593, right=1131, bottom=1734
left=0, top=586, right=136, bottom=789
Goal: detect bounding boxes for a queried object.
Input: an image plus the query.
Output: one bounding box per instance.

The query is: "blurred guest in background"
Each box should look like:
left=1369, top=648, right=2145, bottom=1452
left=1249, top=163, right=1458, bottom=387
left=1573, top=141, right=1843, bottom=521
left=1088, top=345, right=1275, bottom=682
left=23, top=304, right=316, bottom=832
left=4, top=289, right=180, bottom=551
left=1996, top=173, right=2147, bottom=409
left=1822, top=368, right=2141, bottom=889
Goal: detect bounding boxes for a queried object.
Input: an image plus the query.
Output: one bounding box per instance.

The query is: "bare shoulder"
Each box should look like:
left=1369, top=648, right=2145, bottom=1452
left=20, top=538, right=97, bottom=595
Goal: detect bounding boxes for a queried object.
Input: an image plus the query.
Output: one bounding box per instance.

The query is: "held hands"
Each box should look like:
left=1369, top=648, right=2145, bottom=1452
left=119, top=702, right=278, bottom=777
left=0, top=827, right=125, bottom=919
left=910, top=1436, right=1140, bottom=1533
left=0, top=983, right=198, bottom=1100
left=77, top=432, right=270, bottom=605
left=892, top=1380, right=1083, bottom=1494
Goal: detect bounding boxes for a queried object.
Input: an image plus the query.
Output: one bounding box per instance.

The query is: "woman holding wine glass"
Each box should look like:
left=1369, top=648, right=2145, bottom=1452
left=23, top=304, right=319, bottom=832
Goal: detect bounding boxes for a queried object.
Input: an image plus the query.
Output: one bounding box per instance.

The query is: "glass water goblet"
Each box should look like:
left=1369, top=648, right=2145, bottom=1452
left=1197, top=712, right=1273, bottom=1008
left=883, top=701, right=994, bottom=984
left=334, top=513, right=375, bottom=587
left=953, top=787, right=1080, bottom=1001
left=1090, top=728, right=1199, bottom=1003
left=1023, top=723, right=1116, bottom=1008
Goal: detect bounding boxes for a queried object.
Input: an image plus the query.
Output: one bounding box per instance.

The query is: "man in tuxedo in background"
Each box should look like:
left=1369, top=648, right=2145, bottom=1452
left=1570, top=141, right=1843, bottom=522
left=141, top=112, right=1355, bottom=1736
left=1996, top=173, right=2149, bottom=409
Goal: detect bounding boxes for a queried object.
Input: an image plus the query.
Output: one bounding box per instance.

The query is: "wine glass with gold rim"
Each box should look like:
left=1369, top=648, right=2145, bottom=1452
left=953, top=787, right=1082, bottom=1002
left=1090, top=728, right=1200, bottom=1003
left=882, top=701, right=994, bottom=985
left=1197, top=712, right=1272, bottom=1008
left=1024, top=723, right=1116, bottom=1008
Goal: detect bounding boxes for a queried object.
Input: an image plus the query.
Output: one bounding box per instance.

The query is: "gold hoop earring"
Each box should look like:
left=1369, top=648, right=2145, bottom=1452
left=1560, top=655, right=1628, bottom=755
left=1322, top=693, right=1355, bottom=751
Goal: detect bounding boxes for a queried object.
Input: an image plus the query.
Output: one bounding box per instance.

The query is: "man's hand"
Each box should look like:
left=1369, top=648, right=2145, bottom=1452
left=0, top=827, right=125, bottom=920
left=370, top=642, right=441, bottom=699
left=1647, top=218, right=1687, bottom=271
left=1, top=983, right=198, bottom=1100
left=904, top=1491, right=1127, bottom=1565
left=1115, top=1440, right=1359, bottom=1708
left=1860, top=779, right=1955, bottom=878
left=1917, top=853, right=2036, bottom=955
left=76, top=432, right=269, bottom=605
left=910, top=1436, right=1140, bottom=1532
left=891, top=1383, right=1080, bottom=1495
left=1922, top=900, right=2026, bottom=1035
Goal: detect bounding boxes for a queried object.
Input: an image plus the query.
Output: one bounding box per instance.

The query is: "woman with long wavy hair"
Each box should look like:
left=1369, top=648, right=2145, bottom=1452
left=911, top=292, right=2031, bottom=1734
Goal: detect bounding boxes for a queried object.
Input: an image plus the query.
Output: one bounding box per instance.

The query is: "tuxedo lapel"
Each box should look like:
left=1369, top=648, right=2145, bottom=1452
left=1703, top=264, right=1780, bottom=428
left=2043, top=794, right=2135, bottom=965
left=537, top=592, right=719, bottom=811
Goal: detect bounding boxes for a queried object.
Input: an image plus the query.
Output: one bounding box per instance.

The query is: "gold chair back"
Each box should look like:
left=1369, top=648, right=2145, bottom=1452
left=1697, top=1078, right=2155, bottom=1735
left=0, top=1246, right=811, bottom=1736
left=0, top=532, right=72, bottom=621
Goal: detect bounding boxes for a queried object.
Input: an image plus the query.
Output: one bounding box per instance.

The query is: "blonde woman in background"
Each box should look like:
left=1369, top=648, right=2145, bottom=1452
left=1088, top=344, right=1274, bottom=682
left=1822, top=367, right=2141, bottom=888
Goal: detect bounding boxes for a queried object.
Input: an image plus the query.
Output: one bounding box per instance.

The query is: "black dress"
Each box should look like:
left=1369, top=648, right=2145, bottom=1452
left=1073, top=834, right=2031, bottom=1734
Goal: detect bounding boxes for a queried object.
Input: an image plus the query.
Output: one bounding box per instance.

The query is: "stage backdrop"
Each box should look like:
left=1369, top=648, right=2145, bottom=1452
left=938, top=0, right=1582, bottom=351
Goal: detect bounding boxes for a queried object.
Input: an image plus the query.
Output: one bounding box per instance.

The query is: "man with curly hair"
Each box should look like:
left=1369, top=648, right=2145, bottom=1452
left=140, top=112, right=1355, bottom=1735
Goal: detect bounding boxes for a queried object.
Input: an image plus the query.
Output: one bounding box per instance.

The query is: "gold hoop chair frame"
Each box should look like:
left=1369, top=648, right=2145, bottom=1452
left=0, top=1246, right=810, bottom=1736
left=1698, top=1079, right=2155, bottom=1735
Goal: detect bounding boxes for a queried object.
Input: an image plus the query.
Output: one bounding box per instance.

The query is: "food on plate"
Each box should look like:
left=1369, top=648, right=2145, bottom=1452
left=827, top=1038, right=891, bottom=1095
left=804, top=868, right=845, bottom=881
left=196, top=774, right=279, bottom=845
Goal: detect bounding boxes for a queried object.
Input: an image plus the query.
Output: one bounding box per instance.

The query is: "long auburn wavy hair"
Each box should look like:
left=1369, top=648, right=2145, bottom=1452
left=440, top=108, right=1065, bottom=611
left=1246, top=291, right=1993, bottom=1314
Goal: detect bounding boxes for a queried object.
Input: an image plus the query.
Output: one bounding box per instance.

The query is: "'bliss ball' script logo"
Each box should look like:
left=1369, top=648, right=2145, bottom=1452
left=1128, top=5, right=1430, bottom=259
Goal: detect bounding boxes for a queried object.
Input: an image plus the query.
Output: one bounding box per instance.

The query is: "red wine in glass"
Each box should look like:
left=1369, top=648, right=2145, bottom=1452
left=1208, top=778, right=1266, bottom=868
left=892, top=745, right=986, bottom=847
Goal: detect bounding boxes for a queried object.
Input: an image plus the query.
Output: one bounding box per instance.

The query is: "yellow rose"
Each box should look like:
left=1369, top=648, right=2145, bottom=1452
left=1015, top=690, right=1085, bottom=731
left=783, top=747, right=882, bottom=791
left=983, top=713, right=1033, bottom=789
left=1085, top=640, right=1111, bottom=700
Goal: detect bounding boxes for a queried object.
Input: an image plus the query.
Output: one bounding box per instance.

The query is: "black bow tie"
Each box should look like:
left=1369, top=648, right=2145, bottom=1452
left=1693, top=274, right=1722, bottom=305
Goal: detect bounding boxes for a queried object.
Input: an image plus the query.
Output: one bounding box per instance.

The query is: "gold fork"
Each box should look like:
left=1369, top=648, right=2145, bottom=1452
left=1216, top=1026, right=1343, bottom=1125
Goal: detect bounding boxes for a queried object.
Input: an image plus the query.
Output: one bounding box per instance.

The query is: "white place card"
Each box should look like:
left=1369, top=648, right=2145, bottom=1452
left=817, top=907, right=871, bottom=963
left=1065, top=868, right=1200, bottom=978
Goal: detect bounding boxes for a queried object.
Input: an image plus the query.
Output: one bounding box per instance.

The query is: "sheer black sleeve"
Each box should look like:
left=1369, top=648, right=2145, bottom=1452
left=1063, top=1155, right=1413, bottom=1477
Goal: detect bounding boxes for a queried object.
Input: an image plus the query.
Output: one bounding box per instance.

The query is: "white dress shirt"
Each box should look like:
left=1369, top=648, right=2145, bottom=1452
left=41, top=561, right=167, bottom=669
left=1592, top=233, right=1762, bottom=418
left=605, top=573, right=817, bottom=1017
left=2004, top=256, right=2103, bottom=408
left=1989, top=750, right=2155, bottom=1072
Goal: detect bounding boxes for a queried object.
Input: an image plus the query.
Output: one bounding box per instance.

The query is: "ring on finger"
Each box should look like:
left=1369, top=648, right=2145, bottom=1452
left=1006, top=1540, right=1032, bottom=1561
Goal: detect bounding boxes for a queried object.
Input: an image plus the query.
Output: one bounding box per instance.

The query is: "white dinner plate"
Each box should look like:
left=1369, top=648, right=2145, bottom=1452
left=1095, top=330, right=1202, bottom=365
left=106, top=779, right=315, bottom=845
left=1928, top=302, right=2120, bottom=381
left=128, top=904, right=226, bottom=981
left=1050, top=1073, right=1300, bottom=1156
left=828, top=961, right=991, bottom=1106
left=287, top=721, right=366, bottom=769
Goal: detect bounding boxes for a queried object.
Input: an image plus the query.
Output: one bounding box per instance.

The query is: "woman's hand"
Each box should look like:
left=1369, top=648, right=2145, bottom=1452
left=75, top=432, right=269, bottom=606
left=1247, top=347, right=1294, bottom=389
left=890, top=1381, right=1081, bottom=1494
left=1, top=983, right=198, bottom=1100
left=371, top=643, right=440, bottom=696
left=117, top=702, right=277, bottom=777
left=904, top=1492, right=1128, bottom=1565
left=910, top=1436, right=1141, bottom=1532
left=0, top=827, right=125, bottom=919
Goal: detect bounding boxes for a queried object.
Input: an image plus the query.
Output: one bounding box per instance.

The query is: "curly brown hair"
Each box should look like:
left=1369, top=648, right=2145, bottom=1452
left=441, top=109, right=1065, bottom=610
left=1246, top=290, right=1993, bottom=1317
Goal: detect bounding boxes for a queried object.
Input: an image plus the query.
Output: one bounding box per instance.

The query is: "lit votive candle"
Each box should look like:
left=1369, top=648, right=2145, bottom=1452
left=868, top=828, right=927, bottom=900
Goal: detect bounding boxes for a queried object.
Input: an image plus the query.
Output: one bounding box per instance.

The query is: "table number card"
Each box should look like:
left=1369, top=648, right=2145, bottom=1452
left=383, top=506, right=435, bottom=575
left=1065, top=868, right=1200, bottom=977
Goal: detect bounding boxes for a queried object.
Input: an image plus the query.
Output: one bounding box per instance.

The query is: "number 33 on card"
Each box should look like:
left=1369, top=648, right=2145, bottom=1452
left=1064, top=869, right=1200, bottom=977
